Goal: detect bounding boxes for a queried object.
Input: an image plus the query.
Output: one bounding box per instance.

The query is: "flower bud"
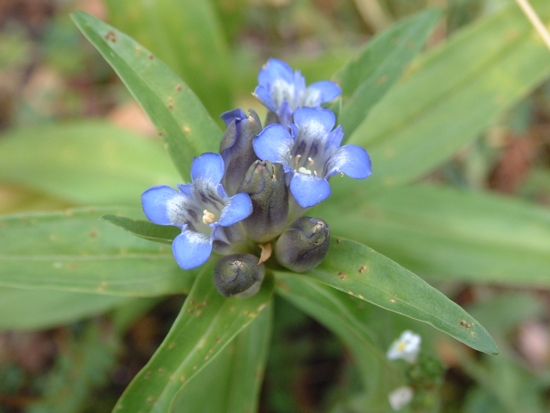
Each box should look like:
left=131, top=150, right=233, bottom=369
left=220, top=109, right=262, bottom=196
left=213, top=254, right=265, bottom=298
left=238, top=160, right=289, bottom=243
left=274, top=217, right=330, bottom=273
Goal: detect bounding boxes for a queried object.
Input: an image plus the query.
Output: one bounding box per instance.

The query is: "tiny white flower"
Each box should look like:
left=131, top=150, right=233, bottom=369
left=388, top=386, right=414, bottom=411
left=387, top=330, right=421, bottom=363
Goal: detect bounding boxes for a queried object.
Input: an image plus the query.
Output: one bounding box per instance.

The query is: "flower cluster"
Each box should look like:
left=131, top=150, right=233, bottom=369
left=142, top=58, right=372, bottom=297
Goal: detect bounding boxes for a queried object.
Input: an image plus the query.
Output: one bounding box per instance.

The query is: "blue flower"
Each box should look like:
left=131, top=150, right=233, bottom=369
left=253, top=107, right=372, bottom=208
left=254, top=58, right=341, bottom=126
left=141, top=153, right=253, bottom=270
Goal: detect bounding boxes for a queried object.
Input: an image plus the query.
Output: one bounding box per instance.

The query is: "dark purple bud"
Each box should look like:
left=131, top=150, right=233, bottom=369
left=238, top=160, right=289, bottom=243
left=213, top=254, right=265, bottom=298
left=275, top=217, right=330, bottom=273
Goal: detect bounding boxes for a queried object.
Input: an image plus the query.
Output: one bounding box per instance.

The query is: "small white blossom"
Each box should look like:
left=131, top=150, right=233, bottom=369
left=387, top=330, right=421, bottom=363
left=388, top=386, right=414, bottom=411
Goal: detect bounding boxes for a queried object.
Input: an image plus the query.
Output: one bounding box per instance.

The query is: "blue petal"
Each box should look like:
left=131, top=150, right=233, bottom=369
left=191, top=152, right=225, bottom=185
left=254, top=85, right=276, bottom=112
left=253, top=123, right=294, bottom=164
left=324, top=126, right=344, bottom=151
left=293, top=107, right=335, bottom=137
left=176, top=183, right=194, bottom=198
left=326, top=145, right=372, bottom=179
left=220, top=108, right=246, bottom=127
left=303, top=81, right=341, bottom=106
left=172, top=230, right=212, bottom=270
left=258, top=58, right=294, bottom=86
left=141, top=185, right=181, bottom=225
left=219, top=192, right=252, bottom=226
left=290, top=173, right=331, bottom=208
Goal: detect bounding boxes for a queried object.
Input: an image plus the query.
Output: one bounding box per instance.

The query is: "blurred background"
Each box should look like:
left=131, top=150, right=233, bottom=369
left=1, top=0, right=550, bottom=412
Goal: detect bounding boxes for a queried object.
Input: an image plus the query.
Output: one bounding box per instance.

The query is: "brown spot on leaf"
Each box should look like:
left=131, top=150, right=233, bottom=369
left=104, top=30, right=117, bottom=43
left=338, top=272, right=346, bottom=280
left=359, top=265, right=367, bottom=273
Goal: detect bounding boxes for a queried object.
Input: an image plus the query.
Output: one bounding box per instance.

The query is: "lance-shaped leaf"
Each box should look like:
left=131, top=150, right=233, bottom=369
left=71, top=12, right=221, bottom=181
left=104, top=0, right=233, bottom=120
left=325, top=184, right=550, bottom=286
left=0, top=208, right=194, bottom=296
left=328, top=0, right=550, bottom=200
left=112, top=264, right=273, bottom=413
left=334, top=8, right=441, bottom=138
left=303, top=238, right=498, bottom=355
left=170, top=302, right=272, bottom=413
left=0, top=121, right=179, bottom=206
left=102, top=214, right=180, bottom=244
left=0, top=288, right=132, bottom=331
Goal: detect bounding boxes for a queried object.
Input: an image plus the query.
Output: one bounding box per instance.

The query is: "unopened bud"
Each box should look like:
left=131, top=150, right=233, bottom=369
left=238, top=160, right=289, bottom=243
left=220, top=109, right=262, bottom=196
left=274, top=217, right=330, bottom=273
left=213, top=254, right=265, bottom=298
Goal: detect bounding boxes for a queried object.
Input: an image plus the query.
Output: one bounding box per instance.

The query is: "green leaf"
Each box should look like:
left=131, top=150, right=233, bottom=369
left=112, top=264, right=273, bottom=413
left=275, top=274, right=401, bottom=407
left=340, top=0, right=550, bottom=194
left=104, top=0, right=233, bottom=120
left=303, top=238, right=498, bottom=355
left=0, top=208, right=194, bottom=296
left=335, top=8, right=441, bottom=138
left=102, top=214, right=180, bottom=244
left=171, top=302, right=272, bottom=413
left=0, top=121, right=179, bottom=206
left=326, top=184, right=550, bottom=286
left=71, top=11, right=221, bottom=181
left=0, top=288, right=131, bottom=331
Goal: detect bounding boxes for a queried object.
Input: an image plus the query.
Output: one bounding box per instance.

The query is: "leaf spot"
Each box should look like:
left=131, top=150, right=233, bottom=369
left=136, top=47, right=142, bottom=53
left=359, top=265, right=367, bottom=273
left=336, top=238, right=341, bottom=243
left=390, top=298, right=396, bottom=303
left=104, top=30, right=117, bottom=43
left=338, top=272, right=347, bottom=280
left=158, top=368, right=165, bottom=374
left=460, top=320, right=471, bottom=328
left=175, top=84, right=182, bottom=92
left=183, top=126, right=191, bottom=134
left=146, top=396, right=154, bottom=403
left=168, top=342, right=175, bottom=349
left=168, top=104, right=174, bottom=110
left=180, top=376, right=186, bottom=382
left=89, top=231, right=98, bottom=238
left=148, top=54, right=155, bottom=60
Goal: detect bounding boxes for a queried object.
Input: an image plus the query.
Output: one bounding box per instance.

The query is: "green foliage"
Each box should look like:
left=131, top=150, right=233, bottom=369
left=71, top=12, right=221, bottom=181
left=2, top=1, right=550, bottom=412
